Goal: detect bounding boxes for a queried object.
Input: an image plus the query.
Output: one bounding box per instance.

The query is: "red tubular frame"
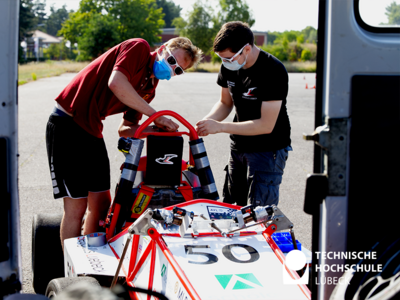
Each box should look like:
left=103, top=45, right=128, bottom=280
left=109, top=200, right=310, bottom=300
left=133, top=110, right=200, bottom=167
left=133, top=110, right=199, bottom=141
left=148, top=229, right=201, bottom=300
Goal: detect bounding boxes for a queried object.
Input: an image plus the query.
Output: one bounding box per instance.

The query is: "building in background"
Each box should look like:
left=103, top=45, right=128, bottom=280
left=21, top=30, right=61, bottom=62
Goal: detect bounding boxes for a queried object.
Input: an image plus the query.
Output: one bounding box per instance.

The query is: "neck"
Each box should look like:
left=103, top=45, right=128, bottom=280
left=243, top=46, right=260, bottom=69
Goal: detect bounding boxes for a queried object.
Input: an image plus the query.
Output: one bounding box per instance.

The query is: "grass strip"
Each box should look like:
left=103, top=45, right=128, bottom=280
left=18, top=60, right=316, bottom=86
left=18, top=61, right=89, bottom=85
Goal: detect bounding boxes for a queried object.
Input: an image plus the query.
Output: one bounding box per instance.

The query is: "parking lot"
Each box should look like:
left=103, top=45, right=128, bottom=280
left=18, top=72, right=315, bottom=293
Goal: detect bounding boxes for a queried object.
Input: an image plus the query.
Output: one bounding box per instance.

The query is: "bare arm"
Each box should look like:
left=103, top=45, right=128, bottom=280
left=118, top=118, right=160, bottom=138
left=202, top=87, right=234, bottom=121
left=109, top=70, right=156, bottom=116
left=196, top=101, right=282, bottom=136
left=109, top=70, right=178, bottom=131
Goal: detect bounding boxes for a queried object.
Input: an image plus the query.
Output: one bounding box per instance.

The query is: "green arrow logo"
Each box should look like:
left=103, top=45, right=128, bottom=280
left=215, top=273, right=263, bottom=290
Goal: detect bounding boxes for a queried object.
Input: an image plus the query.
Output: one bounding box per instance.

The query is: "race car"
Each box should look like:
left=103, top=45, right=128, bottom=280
left=32, top=111, right=311, bottom=299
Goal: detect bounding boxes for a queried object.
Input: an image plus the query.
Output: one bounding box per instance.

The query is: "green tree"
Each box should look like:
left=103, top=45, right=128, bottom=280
left=174, top=0, right=254, bottom=55
left=173, top=1, right=216, bottom=55
left=43, top=40, right=77, bottom=60
left=59, top=0, right=165, bottom=60
left=33, top=0, right=47, bottom=28
left=301, top=26, right=317, bottom=43
left=385, top=1, right=400, bottom=25
left=217, top=0, right=255, bottom=27
left=156, top=0, right=181, bottom=28
left=300, top=49, right=312, bottom=62
left=77, top=14, right=120, bottom=59
left=46, top=5, right=72, bottom=36
left=19, top=0, right=36, bottom=62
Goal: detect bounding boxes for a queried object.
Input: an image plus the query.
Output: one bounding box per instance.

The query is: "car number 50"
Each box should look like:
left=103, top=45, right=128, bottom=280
left=184, top=244, right=260, bottom=265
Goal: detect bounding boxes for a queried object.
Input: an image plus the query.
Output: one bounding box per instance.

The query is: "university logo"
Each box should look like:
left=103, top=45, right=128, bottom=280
left=155, top=154, right=177, bottom=165
left=283, top=249, right=309, bottom=284
left=215, top=273, right=263, bottom=290
left=243, top=87, right=257, bottom=96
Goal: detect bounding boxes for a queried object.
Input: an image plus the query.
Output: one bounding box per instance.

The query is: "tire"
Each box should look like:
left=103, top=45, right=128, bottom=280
left=45, top=277, right=101, bottom=298
left=32, top=213, right=64, bottom=295
left=330, top=236, right=400, bottom=300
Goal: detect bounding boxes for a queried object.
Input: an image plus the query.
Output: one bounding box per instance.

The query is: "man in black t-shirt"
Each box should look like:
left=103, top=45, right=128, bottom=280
left=196, top=21, right=292, bottom=207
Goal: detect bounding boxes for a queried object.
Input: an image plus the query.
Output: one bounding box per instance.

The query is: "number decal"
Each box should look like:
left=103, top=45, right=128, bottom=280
left=184, top=245, right=218, bottom=265
left=222, top=244, right=260, bottom=263
left=184, top=244, right=260, bottom=264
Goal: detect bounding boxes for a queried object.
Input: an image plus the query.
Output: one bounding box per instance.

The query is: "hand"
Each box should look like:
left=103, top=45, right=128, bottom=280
left=154, top=116, right=179, bottom=132
left=195, top=119, right=223, bottom=136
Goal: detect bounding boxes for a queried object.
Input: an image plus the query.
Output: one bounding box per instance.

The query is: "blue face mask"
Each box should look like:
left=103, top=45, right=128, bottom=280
left=222, top=54, right=247, bottom=71
left=153, top=57, right=173, bottom=80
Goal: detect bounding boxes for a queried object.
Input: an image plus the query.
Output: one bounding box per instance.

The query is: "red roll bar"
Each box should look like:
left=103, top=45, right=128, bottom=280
left=133, top=110, right=199, bottom=141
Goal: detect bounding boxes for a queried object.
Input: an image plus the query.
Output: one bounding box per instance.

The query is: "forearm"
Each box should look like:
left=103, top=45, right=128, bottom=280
left=204, top=100, right=233, bottom=121
left=109, top=71, right=156, bottom=117
left=220, top=119, right=274, bottom=136
left=118, top=125, right=158, bottom=138
left=118, top=124, right=140, bottom=138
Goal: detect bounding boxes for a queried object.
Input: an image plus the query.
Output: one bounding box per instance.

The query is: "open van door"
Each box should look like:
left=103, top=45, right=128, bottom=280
left=0, top=0, right=22, bottom=296
left=304, top=0, right=400, bottom=299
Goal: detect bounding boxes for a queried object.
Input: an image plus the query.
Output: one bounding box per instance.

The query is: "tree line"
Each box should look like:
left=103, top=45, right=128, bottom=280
left=19, top=0, right=400, bottom=64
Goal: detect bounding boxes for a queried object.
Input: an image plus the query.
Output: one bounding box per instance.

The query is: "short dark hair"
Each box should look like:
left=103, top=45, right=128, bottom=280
left=213, top=21, right=254, bottom=53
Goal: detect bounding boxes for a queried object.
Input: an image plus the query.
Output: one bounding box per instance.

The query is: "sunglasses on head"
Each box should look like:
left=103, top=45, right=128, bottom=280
left=164, top=47, right=185, bottom=76
left=216, top=43, right=249, bottom=63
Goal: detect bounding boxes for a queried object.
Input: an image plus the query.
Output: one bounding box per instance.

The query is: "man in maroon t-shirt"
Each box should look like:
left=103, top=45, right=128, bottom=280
left=46, top=37, right=202, bottom=247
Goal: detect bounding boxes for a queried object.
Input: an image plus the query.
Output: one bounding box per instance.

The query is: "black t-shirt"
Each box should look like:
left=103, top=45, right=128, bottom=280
left=217, top=49, right=291, bottom=152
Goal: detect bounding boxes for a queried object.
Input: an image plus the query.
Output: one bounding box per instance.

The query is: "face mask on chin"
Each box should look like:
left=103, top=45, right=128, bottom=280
left=153, top=53, right=173, bottom=80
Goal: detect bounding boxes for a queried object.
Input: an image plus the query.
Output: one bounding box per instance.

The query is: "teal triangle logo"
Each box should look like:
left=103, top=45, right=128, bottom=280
left=215, top=275, right=233, bottom=289
left=236, top=273, right=263, bottom=287
left=215, top=273, right=262, bottom=290
left=233, top=280, right=254, bottom=290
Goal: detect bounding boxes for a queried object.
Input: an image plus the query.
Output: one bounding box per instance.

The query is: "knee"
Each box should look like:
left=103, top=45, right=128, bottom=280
left=88, top=191, right=111, bottom=213
left=63, top=198, right=87, bottom=220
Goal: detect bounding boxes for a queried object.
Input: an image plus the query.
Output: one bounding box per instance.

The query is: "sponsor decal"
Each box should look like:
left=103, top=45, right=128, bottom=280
left=176, top=287, right=189, bottom=300
left=207, top=206, right=235, bottom=220
left=215, top=273, right=263, bottom=290
left=174, top=281, right=179, bottom=294
left=242, top=87, right=257, bottom=100
left=156, top=154, right=178, bottom=165
left=132, top=193, right=150, bottom=214
left=75, top=238, right=107, bottom=273
left=161, top=264, right=166, bottom=277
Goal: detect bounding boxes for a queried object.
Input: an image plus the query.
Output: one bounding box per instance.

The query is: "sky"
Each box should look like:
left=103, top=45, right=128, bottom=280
left=45, top=0, right=396, bottom=32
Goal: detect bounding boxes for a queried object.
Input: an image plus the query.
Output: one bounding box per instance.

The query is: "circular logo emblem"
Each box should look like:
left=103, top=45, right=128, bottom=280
left=174, top=281, right=179, bottom=294
left=286, top=249, right=307, bottom=271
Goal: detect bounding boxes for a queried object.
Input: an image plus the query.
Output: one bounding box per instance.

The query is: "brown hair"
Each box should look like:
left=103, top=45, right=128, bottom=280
left=164, top=37, right=203, bottom=69
left=213, top=21, right=254, bottom=53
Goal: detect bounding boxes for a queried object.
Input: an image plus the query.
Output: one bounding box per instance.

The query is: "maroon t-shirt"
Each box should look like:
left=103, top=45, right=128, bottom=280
left=55, top=38, right=158, bottom=138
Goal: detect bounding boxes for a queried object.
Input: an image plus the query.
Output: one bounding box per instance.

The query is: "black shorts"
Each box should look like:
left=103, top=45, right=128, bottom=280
left=46, top=114, right=110, bottom=199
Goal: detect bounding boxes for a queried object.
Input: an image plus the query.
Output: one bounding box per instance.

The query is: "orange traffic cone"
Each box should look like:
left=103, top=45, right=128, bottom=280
left=312, top=85, right=316, bottom=89
left=305, top=83, right=308, bottom=89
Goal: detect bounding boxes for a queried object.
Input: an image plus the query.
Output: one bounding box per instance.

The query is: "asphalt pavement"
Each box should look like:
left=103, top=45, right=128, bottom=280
left=18, top=72, right=316, bottom=293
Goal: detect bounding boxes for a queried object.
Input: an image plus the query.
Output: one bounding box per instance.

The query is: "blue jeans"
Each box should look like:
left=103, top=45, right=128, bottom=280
left=222, top=146, right=292, bottom=207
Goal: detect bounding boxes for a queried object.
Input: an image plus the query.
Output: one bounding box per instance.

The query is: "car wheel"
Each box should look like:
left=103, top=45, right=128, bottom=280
left=330, top=236, right=400, bottom=300
left=32, top=213, right=64, bottom=294
left=45, top=277, right=101, bottom=298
